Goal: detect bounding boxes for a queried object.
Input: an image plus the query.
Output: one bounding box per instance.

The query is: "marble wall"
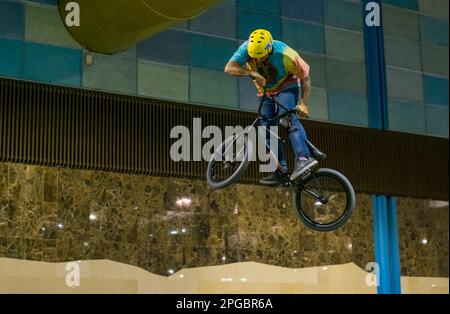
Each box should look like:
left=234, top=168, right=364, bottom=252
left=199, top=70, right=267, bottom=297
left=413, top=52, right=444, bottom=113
left=2, top=161, right=445, bottom=278
left=396, top=197, right=449, bottom=278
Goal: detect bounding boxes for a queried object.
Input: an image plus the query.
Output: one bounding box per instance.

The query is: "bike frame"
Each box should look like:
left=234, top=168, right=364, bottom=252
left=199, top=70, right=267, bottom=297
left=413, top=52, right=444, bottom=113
left=218, top=92, right=327, bottom=199
left=222, top=94, right=292, bottom=168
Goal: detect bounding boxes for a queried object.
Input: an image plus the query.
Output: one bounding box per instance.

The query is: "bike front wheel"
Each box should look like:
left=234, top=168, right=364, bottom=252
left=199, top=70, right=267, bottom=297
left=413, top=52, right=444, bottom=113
left=293, top=168, right=355, bottom=232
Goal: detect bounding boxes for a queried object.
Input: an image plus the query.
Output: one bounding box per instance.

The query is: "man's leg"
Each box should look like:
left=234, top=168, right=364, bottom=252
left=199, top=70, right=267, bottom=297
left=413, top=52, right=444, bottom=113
left=259, top=97, right=287, bottom=186
left=275, top=89, right=318, bottom=180
left=274, top=89, right=310, bottom=159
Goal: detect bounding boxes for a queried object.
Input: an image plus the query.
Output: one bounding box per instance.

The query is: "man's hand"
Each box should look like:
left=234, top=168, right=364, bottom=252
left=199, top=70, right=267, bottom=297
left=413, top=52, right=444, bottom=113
left=296, top=101, right=310, bottom=119
left=250, top=71, right=267, bottom=88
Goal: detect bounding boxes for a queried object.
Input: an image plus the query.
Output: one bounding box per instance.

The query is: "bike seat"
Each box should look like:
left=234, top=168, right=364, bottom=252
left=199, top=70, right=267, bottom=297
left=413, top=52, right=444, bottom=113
left=306, top=139, right=327, bottom=160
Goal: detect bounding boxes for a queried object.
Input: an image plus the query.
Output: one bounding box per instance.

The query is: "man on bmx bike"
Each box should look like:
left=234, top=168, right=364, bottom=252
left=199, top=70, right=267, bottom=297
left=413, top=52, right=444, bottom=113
left=224, top=29, right=317, bottom=186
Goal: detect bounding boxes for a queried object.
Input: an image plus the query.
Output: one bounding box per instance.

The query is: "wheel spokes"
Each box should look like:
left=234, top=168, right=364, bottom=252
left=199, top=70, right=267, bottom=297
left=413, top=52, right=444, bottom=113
left=299, top=176, right=348, bottom=225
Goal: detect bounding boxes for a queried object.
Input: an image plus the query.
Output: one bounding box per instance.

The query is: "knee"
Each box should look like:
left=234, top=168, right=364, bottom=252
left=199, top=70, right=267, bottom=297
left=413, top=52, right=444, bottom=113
left=288, top=116, right=302, bottom=133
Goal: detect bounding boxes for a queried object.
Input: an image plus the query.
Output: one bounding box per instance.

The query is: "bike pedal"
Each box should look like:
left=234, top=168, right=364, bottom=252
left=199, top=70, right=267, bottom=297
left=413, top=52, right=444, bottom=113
left=281, top=174, right=292, bottom=187
left=281, top=181, right=291, bottom=188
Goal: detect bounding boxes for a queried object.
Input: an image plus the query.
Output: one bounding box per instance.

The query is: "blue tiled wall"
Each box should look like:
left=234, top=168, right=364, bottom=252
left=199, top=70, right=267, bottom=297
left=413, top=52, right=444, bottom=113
left=137, top=29, right=190, bottom=66
left=0, top=1, right=24, bottom=39
left=382, top=0, right=418, bottom=10
left=420, top=16, right=449, bottom=47
left=189, top=3, right=236, bottom=38
left=237, top=0, right=280, bottom=15
left=0, top=0, right=447, bottom=138
left=0, top=37, right=23, bottom=78
left=426, top=105, right=449, bottom=137
left=424, top=75, right=449, bottom=107
left=282, top=20, right=325, bottom=54
left=324, top=0, right=363, bottom=31
left=328, top=90, right=369, bottom=127
left=237, top=8, right=282, bottom=40
left=387, top=100, right=426, bottom=134
left=383, top=0, right=449, bottom=137
left=190, top=34, right=237, bottom=71
left=23, top=42, right=82, bottom=86
left=280, top=0, right=324, bottom=23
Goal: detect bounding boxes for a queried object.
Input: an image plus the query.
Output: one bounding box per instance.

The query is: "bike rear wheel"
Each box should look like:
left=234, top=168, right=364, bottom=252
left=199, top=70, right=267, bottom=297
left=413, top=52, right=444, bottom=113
left=206, top=134, right=253, bottom=189
left=293, top=168, right=355, bottom=232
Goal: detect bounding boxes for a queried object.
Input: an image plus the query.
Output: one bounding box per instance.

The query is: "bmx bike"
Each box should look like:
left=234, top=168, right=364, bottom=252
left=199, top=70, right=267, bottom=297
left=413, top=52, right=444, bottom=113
left=206, top=92, right=355, bottom=232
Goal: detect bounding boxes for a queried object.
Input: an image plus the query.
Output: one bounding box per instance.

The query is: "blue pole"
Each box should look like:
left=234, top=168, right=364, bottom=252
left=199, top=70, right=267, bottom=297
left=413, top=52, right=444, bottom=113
left=362, top=0, right=388, bottom=130
left=372, top=195, right=392, bottom=294
left=387, top=196, right=402, bottom=293
left=364, top=0, right=399, bottom=295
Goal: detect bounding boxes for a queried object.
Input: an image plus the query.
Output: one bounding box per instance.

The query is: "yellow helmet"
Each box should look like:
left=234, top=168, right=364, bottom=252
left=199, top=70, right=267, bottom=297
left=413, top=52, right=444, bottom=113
left=247, top=29, right=273, bottom=59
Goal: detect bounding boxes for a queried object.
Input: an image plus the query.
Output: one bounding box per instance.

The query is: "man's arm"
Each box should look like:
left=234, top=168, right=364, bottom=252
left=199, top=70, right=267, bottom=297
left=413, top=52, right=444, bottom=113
left=224, top=61, right=252, bottom=76
left=300, top=75, right=311, bottom=105
left=285, top=48, right=311, bottom=118
left=297, top=75, right=311, bottom=118
left=224, top=61, right=267, bottom=87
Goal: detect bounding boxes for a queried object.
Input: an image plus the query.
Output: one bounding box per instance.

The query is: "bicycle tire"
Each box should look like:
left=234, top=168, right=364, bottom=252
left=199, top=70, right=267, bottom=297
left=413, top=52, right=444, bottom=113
left=293, top=168, right=355, bottom=232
